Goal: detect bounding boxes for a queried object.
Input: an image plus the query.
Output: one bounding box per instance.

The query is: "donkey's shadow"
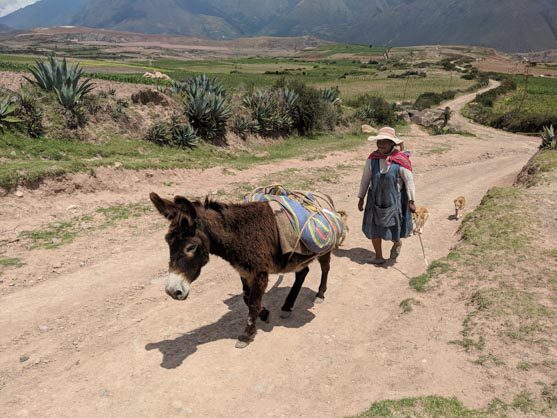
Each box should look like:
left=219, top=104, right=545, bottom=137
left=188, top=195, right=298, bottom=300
left=145, top=280, right=317, bottom=369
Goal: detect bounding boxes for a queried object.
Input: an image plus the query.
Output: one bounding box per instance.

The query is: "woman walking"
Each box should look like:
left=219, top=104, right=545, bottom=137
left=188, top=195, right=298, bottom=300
left=358, top=127, right=416, bottom=265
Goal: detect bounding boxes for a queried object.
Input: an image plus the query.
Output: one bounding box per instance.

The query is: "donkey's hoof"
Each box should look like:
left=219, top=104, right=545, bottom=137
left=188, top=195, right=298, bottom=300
left=314, top=296, right=325, bottom=304
left=235, top=340, right=250, bottom=349
left=280, top=309, right=292, bottom=319
left=259, top=308, right=270, bottom=323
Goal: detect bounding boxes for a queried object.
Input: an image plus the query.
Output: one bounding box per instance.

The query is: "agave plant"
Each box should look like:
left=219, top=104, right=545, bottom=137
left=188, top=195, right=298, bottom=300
left=182, top=74, right=226, bottom=98
left=0, top=97, right=23, bottom=132
left=184, top=90, right=232, bottom=140
left=232, top=116, right=251, bottom=138
left=242, top=88, right=297, bottom=136
left=145, top=122, right=170, bottom=146
left=25, top=56, right=94, bottom=111
left=321, top=87, right=340, bottom=103
left=171, top=124, right=199, bottom=149
left=541, top=125, right=556, bottom=150
left=355, top=104, right=376, bottom=123
left=17, top=92, right=43, bottom=138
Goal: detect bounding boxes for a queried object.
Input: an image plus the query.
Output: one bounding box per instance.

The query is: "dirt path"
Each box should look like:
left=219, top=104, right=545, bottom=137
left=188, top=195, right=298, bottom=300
left=0, top=87, right=539, bottom=416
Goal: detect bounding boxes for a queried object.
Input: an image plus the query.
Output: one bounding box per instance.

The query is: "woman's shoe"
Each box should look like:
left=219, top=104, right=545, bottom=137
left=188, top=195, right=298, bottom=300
left=390, top=242, right=402, bottom=259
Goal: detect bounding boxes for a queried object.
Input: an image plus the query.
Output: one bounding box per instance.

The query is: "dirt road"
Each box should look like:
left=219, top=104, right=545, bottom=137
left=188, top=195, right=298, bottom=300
left=0, top=87, right=539, bottom=416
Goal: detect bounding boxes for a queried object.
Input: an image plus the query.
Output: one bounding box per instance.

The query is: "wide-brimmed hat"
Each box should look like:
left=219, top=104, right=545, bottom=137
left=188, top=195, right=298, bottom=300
left=367, top=126, right=403, bottom=145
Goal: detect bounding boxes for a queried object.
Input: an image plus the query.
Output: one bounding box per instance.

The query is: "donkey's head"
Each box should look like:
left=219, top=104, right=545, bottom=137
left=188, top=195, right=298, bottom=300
left=150, top=192, right=210, bottom=301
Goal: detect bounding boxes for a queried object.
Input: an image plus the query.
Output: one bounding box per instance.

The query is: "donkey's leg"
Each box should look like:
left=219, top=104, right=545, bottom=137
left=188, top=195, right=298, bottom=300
left=241, top=277, right=250, bottom=306
left=315, top=252, right=331, bottom=304
left=242, top=276, right=270, bottom=322
left=236, top=272, right=269, bottom=348
left=280, top=266, right=309, bottom=319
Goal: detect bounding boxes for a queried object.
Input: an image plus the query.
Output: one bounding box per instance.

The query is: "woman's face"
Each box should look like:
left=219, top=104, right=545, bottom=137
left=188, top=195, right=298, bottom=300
left=377, top=139, right=395, bottom=154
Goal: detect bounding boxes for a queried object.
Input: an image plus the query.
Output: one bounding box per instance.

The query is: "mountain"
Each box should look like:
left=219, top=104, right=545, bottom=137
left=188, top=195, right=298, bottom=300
left=1, top=0, right=556, bottom=52
left=0, top=23, right=14, bottom=33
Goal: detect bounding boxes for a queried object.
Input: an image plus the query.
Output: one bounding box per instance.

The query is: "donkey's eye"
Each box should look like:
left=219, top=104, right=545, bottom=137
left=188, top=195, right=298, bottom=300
left=185, top=244, right=198, bottom=254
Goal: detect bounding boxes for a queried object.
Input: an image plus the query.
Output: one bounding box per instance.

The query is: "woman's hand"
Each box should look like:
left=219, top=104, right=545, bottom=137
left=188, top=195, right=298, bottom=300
left=358, top=198, right=364, bottom=212
left=409, top=201, right=417, bottom=213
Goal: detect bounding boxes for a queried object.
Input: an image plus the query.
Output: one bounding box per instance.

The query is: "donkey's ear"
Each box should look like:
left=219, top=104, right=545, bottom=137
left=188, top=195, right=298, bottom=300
left=150, top=192, right=178, bottom=220
left=173, top=195, right=198, bottom=221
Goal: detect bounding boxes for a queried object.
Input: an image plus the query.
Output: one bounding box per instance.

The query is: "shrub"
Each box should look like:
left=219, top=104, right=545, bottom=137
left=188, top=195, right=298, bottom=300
left=474, top=78, right=517, bottom=107
left=145, top=122, right=169, bottom=146
left=181, top=74, right=226, bottom=97
left=25, top=56, right=94, bottom=110
left=355, top=96, right=396, bottom=126
left=321, top=87, right=341, bottom=103
left=468, top=105, right=556, bottom=134
left=16, top=91, right=43, bottom=138
left=184, top=89, right=232, bottom=141
left=287, top=80, right=327, bottom=135
left=242, top=88, right=297, bottom=137
left=414, top=90, right=457, bottom=110
left=540, top=125, right=556, bottom=150
left=388, top=70, right=427, bottom=79
left=0, top=96, right=23, bottom=132
left=232, top=115, right=252, bottom=138
left=171, top=124, right=199, bottom=149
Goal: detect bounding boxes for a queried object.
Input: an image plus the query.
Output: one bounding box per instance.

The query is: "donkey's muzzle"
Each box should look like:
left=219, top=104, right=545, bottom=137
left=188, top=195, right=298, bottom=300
left=165, top=273, right=190, bottom=301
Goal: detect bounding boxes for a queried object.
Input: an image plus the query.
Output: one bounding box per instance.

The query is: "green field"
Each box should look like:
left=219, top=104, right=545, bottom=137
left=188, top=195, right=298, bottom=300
left=493, top=76, right=557, bottom=116
left=0, top=53, right=475, bottom=101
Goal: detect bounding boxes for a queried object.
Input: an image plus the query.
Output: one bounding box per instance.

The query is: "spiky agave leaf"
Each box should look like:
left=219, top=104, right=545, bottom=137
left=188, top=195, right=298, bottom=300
left=541, top=124, right=556, bottom=150
left=25, top=56, right=94, bottom=108
left=321, top=87, right=340, bottom=103
left=171, top=124, right=199, bottom=149
left=184, top=90, right=232, bottom=140
left=0, top=97, right=23, bottom=132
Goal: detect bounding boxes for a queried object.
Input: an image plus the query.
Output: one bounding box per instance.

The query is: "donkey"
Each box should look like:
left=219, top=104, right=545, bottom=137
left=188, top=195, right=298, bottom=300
left=150, top=192, right=345, bottom=348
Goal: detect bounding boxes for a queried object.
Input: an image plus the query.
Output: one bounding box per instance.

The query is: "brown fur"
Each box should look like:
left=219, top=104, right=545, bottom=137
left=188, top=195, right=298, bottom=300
left=454, top=195, right=466, bottom=219
left=412, top=206, right=430, bottom=235
left=150, top=192, right=346, bottom=346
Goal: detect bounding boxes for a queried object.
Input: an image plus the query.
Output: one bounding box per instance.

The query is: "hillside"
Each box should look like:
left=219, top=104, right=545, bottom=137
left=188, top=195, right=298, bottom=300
left=1, top=0, right=556, bottom=52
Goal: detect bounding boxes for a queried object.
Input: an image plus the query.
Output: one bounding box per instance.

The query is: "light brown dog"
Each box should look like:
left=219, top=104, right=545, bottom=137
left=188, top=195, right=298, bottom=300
left=454, top=196, right=466, bottom=219
left=412, top=206, right=430, bottom=235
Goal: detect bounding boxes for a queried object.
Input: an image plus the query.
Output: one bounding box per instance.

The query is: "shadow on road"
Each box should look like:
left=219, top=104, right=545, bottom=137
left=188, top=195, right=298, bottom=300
left=334, top=246, right=374, bottom=264
left=146, top=281, right=317, bottom=369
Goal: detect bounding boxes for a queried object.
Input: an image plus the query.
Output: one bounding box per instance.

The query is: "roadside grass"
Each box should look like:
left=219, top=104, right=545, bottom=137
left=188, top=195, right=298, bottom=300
left=0, top=132, right=365, bottom=190
left=354, top=384, right=557, bottom=417
left=0, top=257, right=24, bottom=268
left=399, top=298, right=421, bottom=314
left=421, top=143, right=453, bottom=156
left=96, top=203, right=152, bottom=227
left=517, top=150, right=557, bottom=188
left=395, top=149, right=557, bottom=416
left=20, top=217, right=91, bottom=249
left=353, top=396, right=487, bottom=417
left=19, top=204, right=153, bottom=249
left=216, top=164, right=355, bottom=201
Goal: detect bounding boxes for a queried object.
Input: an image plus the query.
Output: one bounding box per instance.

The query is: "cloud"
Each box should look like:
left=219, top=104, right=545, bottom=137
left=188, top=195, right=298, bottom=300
left=0, top=0, right=39, bottom=17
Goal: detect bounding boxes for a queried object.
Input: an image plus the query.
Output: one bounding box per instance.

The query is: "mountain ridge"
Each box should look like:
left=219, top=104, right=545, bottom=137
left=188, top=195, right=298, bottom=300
left=1, top=0, right=556, bottom=52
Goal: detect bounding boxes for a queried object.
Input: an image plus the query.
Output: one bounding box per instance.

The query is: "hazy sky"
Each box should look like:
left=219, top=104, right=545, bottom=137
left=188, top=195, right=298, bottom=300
left=0, top=0, right=39, bottom=17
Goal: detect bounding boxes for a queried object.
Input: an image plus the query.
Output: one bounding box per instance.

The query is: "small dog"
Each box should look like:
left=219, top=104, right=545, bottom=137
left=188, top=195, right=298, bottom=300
left=336, top=210, right=349, bottom=246
left=412, top=206, right=430, bottom=235
left=454, top=196, right=466, bottom=219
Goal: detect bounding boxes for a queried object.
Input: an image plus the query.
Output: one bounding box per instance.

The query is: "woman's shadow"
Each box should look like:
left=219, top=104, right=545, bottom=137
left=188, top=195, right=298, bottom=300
left=145, top=278, right=317, bottom=369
